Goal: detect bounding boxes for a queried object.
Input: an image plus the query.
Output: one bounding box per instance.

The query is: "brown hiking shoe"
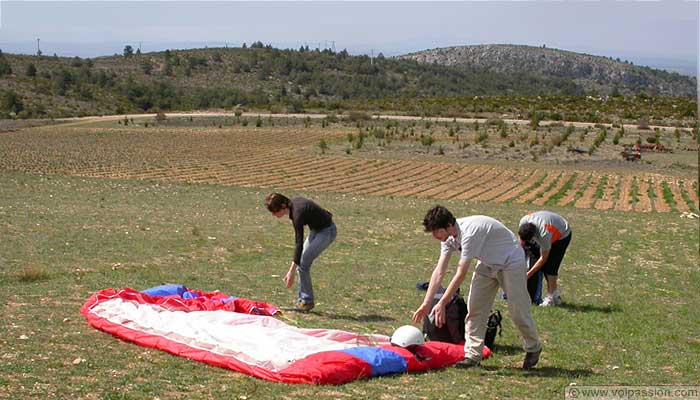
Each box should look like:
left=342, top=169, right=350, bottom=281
left=523, top=348, right=541, bottom=370
left=455, top=357, right=481, bottom=368
left=296, top=299, right=315, bottom=312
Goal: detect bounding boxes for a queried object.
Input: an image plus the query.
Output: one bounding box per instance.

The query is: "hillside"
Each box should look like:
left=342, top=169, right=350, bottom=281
left=401, top=44, right=697, bottom=97
left=0, top=44, right=696, bottom=121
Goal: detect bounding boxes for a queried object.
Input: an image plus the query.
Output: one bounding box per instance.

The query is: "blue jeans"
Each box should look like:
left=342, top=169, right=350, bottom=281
left=298, top=223, right=337, bottom=303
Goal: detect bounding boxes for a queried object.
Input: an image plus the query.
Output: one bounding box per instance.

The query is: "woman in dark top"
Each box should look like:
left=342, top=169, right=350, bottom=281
left=265, top=193, right=337, bottom=311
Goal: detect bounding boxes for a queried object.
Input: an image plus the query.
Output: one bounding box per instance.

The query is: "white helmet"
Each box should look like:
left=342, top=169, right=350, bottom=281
left=390, top=325, right=425, bottom=348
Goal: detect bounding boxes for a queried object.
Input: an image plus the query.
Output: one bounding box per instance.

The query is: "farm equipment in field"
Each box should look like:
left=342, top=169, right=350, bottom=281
left=621, top=145, right=642, bottom=161
left=638, top=143, right=672, bottom=153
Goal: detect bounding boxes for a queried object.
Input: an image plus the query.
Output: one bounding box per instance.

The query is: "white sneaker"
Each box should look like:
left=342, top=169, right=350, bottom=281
left=540, top=295, right=555, bottom=307
left=552, top=293, right=562, bottom=306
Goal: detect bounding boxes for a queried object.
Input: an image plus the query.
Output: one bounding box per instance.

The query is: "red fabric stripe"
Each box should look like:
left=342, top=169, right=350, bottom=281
left=279, top=352, right=373, bottom=384
left=80, top=288, right=476, bottom=385
left=80, top=288, right=369, bottom=384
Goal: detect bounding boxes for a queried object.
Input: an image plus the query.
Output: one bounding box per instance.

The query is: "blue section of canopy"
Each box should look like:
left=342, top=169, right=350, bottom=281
left=341, top=347, right=407, bottom=376
left=141, top=284, right=187, bottom=297
left=142, top=285, right=238, bottom=303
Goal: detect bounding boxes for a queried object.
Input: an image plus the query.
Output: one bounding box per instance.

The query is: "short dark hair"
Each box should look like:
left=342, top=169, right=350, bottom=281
left=265, top=193, right=290, bottom=212
left=423, top=205, right=456, bottom=232
left=518, top=222, right=537, bottom=242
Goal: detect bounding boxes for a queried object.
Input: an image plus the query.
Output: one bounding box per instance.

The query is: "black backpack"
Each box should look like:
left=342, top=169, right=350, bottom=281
left=484, top=310, right=503, bottom=350
left=422, top=290, right=468, bottom=344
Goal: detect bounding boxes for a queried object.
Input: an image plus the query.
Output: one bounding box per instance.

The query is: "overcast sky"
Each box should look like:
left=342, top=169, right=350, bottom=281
left=0, top=1, right=698, bottom=74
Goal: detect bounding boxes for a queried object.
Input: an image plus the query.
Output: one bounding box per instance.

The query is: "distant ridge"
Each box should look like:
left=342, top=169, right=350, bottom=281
left=401, top=44, right=696, bottom=97
left=0, top=44, right=696, bottom=119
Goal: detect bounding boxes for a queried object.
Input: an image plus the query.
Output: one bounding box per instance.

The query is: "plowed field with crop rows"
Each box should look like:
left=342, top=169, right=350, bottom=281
left=1, top=124, right=696, bottom=213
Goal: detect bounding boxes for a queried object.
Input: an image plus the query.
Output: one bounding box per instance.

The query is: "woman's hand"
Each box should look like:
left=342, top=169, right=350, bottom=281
left=283, top=262, right=297, bottom=288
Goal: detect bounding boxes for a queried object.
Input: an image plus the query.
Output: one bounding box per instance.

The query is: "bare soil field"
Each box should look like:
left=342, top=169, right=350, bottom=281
left=0, top=116, right=696, bottom=213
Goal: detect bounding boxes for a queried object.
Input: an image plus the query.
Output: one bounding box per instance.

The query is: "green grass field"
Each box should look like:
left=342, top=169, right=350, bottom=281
left=1, top=171, right=698, bottom=400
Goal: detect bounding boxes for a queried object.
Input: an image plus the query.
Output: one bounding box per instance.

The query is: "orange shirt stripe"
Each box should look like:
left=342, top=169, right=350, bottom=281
left=544, top=224, right=562, bottom=243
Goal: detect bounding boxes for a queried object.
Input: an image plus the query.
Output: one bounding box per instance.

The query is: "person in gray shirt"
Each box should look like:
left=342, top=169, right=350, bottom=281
left=413, top=205, right=541, bottom=370
left=518, top=211, right=572, bottom=307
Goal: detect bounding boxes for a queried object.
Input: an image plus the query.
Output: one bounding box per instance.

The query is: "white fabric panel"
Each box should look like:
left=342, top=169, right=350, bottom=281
left=90, top=298, right=389, bottom=372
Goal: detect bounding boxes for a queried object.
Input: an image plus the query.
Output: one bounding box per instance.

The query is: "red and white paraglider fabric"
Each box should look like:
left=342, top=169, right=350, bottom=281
left=81, top=285, right=489, bottom=385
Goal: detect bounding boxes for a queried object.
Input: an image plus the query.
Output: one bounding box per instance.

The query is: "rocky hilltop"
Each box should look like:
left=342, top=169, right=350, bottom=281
left=402, top=44, right=696, bottom=97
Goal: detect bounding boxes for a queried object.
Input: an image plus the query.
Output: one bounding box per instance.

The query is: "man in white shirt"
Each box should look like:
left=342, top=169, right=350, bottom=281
left=412, top=206, right=541, bottom=369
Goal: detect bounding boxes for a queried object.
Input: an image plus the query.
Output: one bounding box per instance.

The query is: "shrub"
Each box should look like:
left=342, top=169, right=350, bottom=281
left=347, top=111, right=371, bottom=121
left=1, top=91, right=24, bottom=114
left=551, top=134, right=564, bottom=147
left=354, top=134, right=364, bottom=149
left=475, top=131, right=489, bottom=144
left=530, top=113, right=541, bottom=130
left=372, top=128, right=385, bottom=139
left=613, top=129, right=623, bottom=145
left=593, top=128, right=608, bottom=147
left=486, top=118, right=505, bottom=127
left=421, top=135, right=434, bottom=148
left=499, top=124, right=508, bottom=138
left=26, top=63, right=37, bottom=77
left=18, top=267, right=49, bottom=282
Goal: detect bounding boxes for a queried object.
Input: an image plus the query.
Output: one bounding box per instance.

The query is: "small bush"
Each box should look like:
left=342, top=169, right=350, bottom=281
left=499, top=124, right=508, bottom=138
left=372, top=128, right=385, bottom=139
left=475, top=131, right=489, bottom=144
left=347, top=111, right=371, bottom=121
left=18, top=267, right=50, bottom=282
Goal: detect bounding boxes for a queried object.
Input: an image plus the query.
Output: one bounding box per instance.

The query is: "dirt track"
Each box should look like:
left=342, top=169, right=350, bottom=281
left=57, top=111, right=687, bottom=132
